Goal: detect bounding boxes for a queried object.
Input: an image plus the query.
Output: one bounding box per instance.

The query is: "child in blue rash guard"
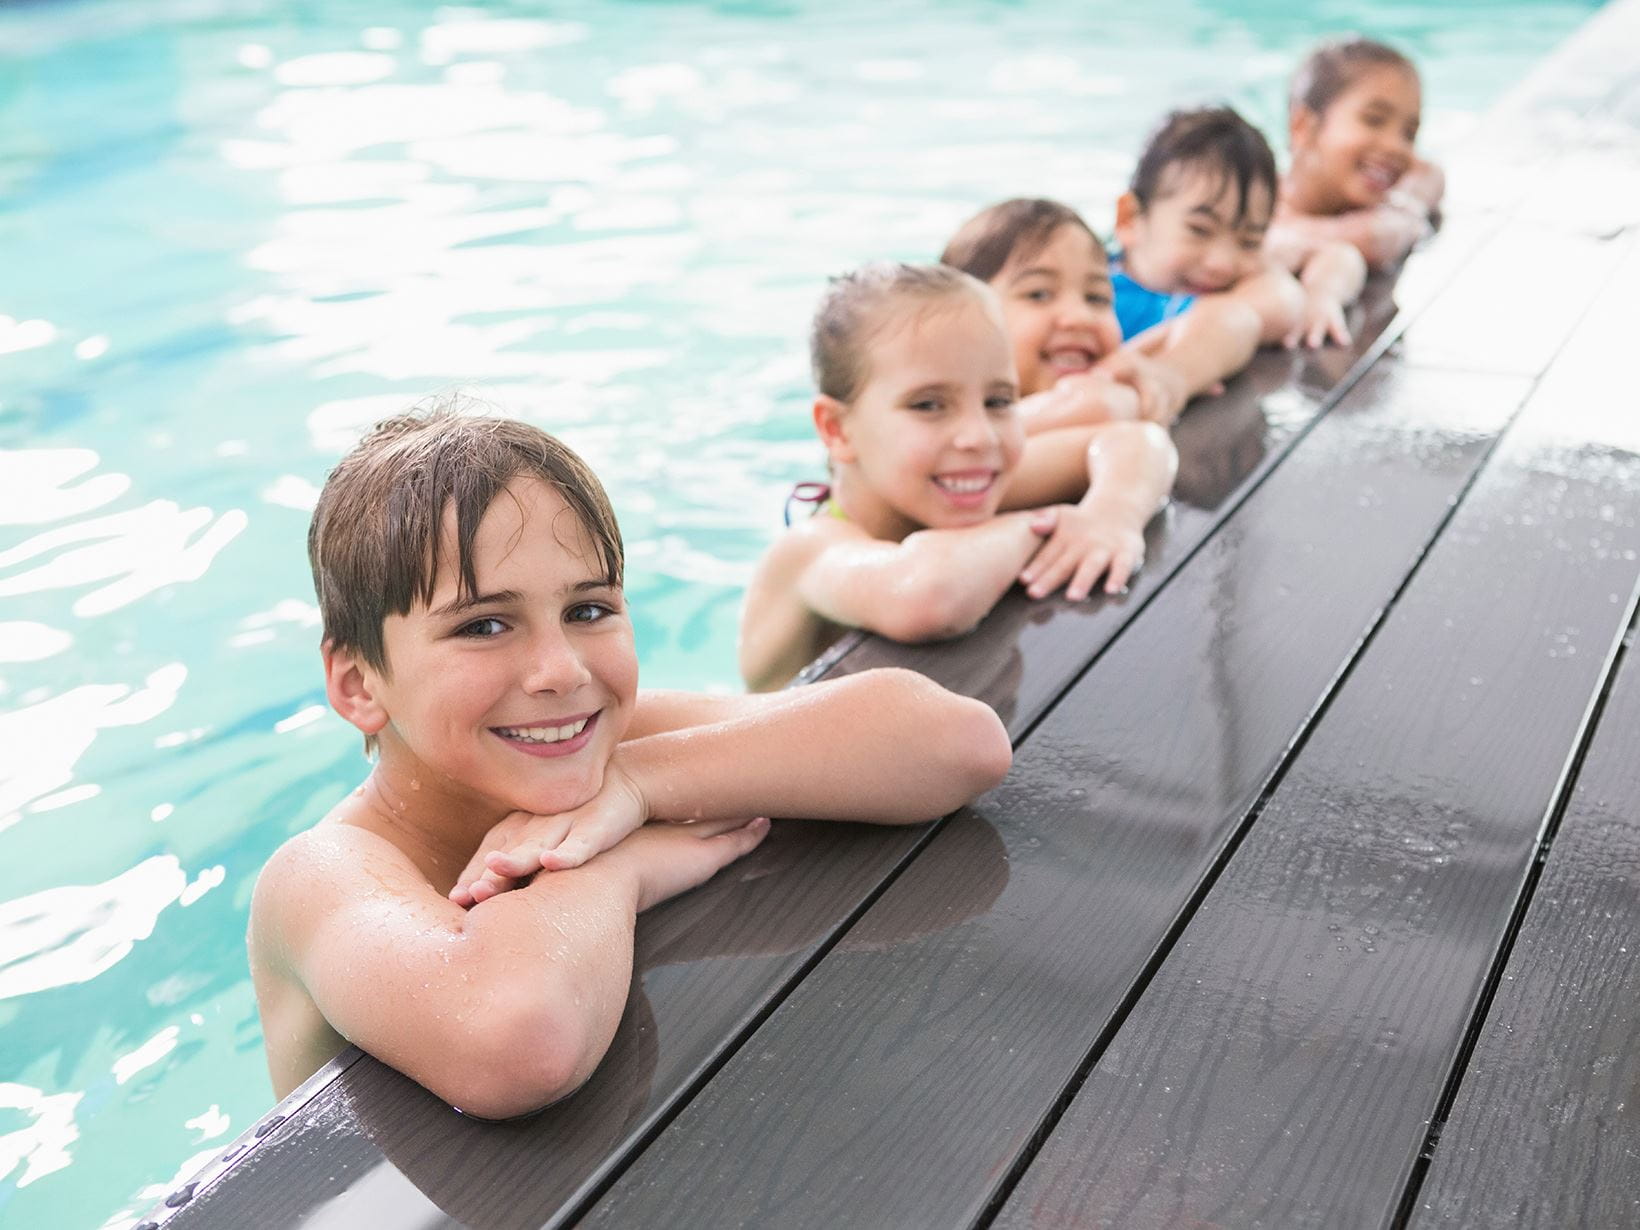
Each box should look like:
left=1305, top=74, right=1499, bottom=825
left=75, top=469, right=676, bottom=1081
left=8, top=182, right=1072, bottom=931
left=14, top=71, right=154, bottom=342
left=1113, top=106, right=1367, bottom=351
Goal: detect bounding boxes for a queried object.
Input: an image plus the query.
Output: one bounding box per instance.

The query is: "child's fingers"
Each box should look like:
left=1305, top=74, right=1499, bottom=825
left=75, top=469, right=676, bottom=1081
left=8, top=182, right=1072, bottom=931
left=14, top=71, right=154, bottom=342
left=1022, top=540, right=1075, bottom=598
left=1105, top=549, right=1140, bottom=595
left=1065, top=547, right=1114, bottom=602
left=485, top=845, right=545, bottom=877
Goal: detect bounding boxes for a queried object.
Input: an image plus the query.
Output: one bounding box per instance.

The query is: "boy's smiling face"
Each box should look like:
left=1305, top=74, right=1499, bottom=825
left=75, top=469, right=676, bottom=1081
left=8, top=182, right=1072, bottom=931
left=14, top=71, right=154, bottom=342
left=1117, top=164, right=1273, bottom=296
left=362, top=476, right=637, bottom=818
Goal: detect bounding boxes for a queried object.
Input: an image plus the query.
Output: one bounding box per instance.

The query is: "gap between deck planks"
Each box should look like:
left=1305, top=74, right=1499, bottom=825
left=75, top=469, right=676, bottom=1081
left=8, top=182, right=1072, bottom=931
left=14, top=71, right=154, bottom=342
left=988, top=230, right=1640, bottom=1230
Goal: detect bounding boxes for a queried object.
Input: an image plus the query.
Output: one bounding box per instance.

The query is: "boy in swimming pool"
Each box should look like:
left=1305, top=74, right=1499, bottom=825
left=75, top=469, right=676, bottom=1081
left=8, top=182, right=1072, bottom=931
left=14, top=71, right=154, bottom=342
left=1114, top=106, right=1367, bottom=352
left=1269, top=37, right=1445, bottom=272
left=738, top=264, right=1176, bottom=693
left=250, top=410, right=1010, bottom=1118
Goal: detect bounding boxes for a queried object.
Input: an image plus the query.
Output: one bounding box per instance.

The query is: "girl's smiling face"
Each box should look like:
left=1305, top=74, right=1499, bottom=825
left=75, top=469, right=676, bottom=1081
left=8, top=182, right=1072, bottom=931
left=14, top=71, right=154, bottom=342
left=1293, top=64, right=1422, bottom=211
left=363, top=476, right=638, bottom=819
left=822, top=292, right=1023, bottom=535
left=991, top=223, right=1123, bottom=396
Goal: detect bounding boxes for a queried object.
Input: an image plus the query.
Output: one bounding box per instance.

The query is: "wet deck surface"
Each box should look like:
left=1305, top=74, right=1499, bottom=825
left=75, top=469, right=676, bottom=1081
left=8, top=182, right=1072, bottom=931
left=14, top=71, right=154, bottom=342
left=147, top=5, right=1640, bottom=1227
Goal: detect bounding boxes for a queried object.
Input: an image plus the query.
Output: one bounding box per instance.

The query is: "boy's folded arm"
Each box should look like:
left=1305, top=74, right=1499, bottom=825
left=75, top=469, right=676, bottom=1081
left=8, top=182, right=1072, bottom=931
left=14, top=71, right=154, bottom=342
left=256, top=829, right=639, bottom=1120
left=621, top=668, right=1011, bottom=824
left=797, top=516, right=1044, bottom=644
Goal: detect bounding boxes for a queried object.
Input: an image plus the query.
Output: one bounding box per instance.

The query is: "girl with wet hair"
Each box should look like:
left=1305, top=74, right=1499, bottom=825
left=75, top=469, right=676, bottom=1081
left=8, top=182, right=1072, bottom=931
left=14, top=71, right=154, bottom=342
left=1271, top=36, right=1446, bottom=271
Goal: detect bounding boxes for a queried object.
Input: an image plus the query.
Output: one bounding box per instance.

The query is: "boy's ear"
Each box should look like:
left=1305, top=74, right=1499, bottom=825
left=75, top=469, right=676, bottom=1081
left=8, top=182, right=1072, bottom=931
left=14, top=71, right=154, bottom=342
left=812, top=395, right=855, bottom=464
left=1113, top=191, right=1143, bottom=251
left=323, top=641, right=389, bottom=737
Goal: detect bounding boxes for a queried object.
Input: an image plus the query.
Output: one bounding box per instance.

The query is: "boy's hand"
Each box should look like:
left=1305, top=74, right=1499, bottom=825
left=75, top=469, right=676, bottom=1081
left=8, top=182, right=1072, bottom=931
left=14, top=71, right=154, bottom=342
left=449, top=759, right=651, bottom=907
left=612, top=815, right=772, bottom=912
left=1287, top=291, right=1352, bottom=350
left=1019, top=503, right=1145, bottom=602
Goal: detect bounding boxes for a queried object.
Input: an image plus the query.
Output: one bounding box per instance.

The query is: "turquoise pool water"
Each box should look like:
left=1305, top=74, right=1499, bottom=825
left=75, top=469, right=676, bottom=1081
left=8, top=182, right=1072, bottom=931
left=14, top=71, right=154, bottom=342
left=0, top=0, right=1602, bottom=1224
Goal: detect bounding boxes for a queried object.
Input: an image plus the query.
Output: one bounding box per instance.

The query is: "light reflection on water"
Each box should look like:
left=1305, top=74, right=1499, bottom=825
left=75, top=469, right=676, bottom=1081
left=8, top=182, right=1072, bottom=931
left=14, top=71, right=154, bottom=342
left=0, top=0, right=1601, bottom=1225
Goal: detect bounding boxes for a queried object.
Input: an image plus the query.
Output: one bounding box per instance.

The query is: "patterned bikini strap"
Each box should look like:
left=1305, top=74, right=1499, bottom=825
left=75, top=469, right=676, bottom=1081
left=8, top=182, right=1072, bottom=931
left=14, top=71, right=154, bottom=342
left=783, top=480, right=832, bottom=526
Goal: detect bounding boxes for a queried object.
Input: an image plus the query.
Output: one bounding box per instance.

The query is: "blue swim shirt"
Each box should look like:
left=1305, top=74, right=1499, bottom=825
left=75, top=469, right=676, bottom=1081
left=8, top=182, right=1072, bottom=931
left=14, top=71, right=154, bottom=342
left=1110, top=254, right=1195, bottom=341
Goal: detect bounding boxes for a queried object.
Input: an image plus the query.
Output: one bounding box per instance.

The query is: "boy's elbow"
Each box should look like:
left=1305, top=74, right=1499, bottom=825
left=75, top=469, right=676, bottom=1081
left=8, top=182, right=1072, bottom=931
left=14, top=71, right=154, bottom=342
left=956, top=698, right=1013, bottom=795
left=435, top=998, right=594, bottom=1121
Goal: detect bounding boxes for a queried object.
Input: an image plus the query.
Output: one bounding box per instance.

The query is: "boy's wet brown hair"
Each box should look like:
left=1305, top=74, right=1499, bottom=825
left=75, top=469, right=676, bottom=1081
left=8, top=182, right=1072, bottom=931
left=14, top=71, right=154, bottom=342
left=940, top=198, right=1103, bottom=286
left=810, top=262, right=993, bottom=403
left=308, top=403, right=623, bottom=679
left=1129, top=106, right=1279, bottom=227
left=1291, top=36, right=1418, bottom=119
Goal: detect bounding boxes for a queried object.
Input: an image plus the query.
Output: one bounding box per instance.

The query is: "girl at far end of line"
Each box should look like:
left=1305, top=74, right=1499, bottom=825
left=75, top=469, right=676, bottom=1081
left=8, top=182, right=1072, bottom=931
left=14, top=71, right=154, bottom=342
left=738, top=263, right=1177, bottom=693
left=1270, top=36, right=1445, bottom=273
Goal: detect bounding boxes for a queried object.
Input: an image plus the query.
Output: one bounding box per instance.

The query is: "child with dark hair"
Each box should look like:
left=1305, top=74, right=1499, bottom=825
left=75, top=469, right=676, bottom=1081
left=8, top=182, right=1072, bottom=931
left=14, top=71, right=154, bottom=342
left=1115, top=105, right=1367, bottom=350
left=942, top=197, right=1264, bottom=432
left=1271, top=36, right=1444, bottom=271
left=251, top=408, right=1012, bottom=1117
left=738, top=264, right=1176, bottom=692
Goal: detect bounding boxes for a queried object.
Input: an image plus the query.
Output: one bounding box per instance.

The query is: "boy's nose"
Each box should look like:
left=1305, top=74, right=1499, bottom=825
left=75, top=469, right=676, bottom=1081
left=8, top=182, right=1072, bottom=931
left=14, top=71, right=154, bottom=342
left=523, top=629, right=592, bottom=694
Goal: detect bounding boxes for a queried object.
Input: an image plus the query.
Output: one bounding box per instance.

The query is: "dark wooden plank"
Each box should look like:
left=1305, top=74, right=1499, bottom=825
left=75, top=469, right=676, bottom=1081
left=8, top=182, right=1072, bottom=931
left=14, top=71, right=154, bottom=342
left=1406, top=398, right=1640, bottom=1226
left=1407, top=611, right=1640, bottom=1229
left=575, top=354, right=1532, bottom=1230
left=991, top=232, right=1640, bottom=1230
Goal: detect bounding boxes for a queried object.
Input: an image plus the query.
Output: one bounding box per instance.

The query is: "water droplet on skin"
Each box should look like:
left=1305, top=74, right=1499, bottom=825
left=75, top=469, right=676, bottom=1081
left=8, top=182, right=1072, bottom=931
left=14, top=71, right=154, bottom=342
left=410, top=779, right=421, bottom=791
left=354, top=786, right=365, bottom=797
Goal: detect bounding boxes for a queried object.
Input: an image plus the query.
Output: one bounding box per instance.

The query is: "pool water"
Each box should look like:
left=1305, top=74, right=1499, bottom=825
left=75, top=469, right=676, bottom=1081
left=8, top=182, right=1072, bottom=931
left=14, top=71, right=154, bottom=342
left=0, top=0, right=1601, bottom=1224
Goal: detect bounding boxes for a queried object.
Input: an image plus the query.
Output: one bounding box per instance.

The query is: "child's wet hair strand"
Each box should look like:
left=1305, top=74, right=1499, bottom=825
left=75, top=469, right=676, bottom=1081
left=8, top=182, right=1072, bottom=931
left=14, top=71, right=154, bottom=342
left=940, top=198, right=1103, bottom=285
left=308, top=400, right=624, bottom=681
left=810, top=262, right=993, bottom=403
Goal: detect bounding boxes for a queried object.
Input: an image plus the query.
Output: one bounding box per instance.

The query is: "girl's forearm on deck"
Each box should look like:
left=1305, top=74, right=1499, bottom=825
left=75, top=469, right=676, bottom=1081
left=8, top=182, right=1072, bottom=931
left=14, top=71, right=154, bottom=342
left=1081, top=422, right=1178, bottom=526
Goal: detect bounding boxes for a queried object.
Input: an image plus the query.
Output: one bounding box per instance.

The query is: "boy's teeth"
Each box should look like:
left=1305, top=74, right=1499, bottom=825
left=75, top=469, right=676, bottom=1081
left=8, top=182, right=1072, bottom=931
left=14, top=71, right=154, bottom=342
left=497, top=717, right=590, bottom=744
left=936, top=474, right=991, bottom=494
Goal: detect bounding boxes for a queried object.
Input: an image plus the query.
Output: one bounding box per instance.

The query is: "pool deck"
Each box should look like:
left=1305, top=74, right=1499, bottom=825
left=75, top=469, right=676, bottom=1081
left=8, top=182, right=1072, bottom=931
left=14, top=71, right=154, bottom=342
left=144, top=3, right=1640, bottom=1226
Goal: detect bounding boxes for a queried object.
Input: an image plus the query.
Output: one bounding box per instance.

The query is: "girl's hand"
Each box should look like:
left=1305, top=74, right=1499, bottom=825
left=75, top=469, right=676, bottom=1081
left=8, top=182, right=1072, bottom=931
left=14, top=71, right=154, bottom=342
left=1092, top=351, right=1189, bottom=426
left=448, top=759, right=652, bottom=907
left=1287, top=291, right=1352, bottom=350
left=1019, top=503, right=1145, bottom=602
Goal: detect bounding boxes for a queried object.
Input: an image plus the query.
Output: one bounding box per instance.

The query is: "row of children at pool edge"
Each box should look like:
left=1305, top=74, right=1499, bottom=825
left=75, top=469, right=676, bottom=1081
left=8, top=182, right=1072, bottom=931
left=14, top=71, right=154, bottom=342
left=252, top=38, right=1443, bottom=1118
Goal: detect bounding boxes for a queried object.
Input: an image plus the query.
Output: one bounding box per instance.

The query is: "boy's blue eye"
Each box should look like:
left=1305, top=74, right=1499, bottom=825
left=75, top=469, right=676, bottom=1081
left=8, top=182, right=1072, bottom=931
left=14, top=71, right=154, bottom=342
left=566, top=602, right=612, bottom=625
left=985, top=395, right=1017, bottom=412
left=1024, top=288, right=1053, bottom=303
left=458, top=616, right=507, bottom=638
left=908, top=397, right=943, bottom=412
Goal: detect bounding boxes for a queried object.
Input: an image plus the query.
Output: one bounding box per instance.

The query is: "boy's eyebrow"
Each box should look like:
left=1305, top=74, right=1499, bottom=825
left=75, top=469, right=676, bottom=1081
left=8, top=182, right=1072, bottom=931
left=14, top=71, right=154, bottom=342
left=1007, top=266, right=1058, bottom=283
left=430, top=589, right=523, bottom=619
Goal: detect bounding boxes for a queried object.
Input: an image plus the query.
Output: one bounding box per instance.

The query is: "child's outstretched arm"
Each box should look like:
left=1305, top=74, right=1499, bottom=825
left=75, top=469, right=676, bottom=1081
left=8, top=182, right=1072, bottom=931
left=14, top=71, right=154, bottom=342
left=1118, top=297, right=1263, bottom=422
left=252, top=816, right=766, bottom=1115
left=795, top=511, right=1055, bottom=643
left=1288, top=239, right=1367, bottom=348
left=1012, top=421, right=1178, bottom=600
left=451, top=669, right=1012, bottom=899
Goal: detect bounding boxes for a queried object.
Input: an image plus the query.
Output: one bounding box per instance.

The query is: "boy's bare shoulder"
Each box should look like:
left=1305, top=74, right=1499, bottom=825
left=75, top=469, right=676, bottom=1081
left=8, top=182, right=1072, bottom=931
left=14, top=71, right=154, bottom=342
left=250, top=819, right=421, bottom=973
